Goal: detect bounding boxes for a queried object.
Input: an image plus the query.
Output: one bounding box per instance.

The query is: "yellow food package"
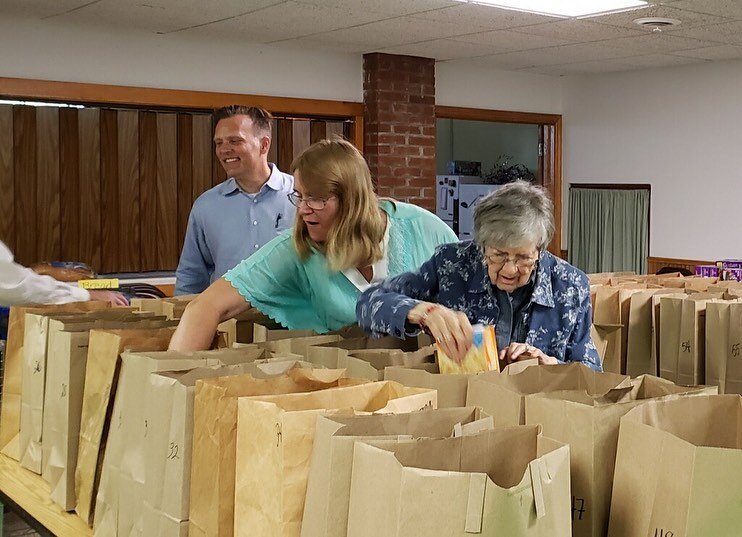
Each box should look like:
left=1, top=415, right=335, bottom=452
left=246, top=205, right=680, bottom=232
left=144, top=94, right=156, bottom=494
left=437, top=324, right=499, bottom=374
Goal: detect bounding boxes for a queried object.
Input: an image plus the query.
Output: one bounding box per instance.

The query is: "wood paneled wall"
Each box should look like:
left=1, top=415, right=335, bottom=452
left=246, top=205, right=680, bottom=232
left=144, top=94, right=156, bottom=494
left=646, top=256, right=715, bottom=275
left=0, top=103, right=350, bottom=273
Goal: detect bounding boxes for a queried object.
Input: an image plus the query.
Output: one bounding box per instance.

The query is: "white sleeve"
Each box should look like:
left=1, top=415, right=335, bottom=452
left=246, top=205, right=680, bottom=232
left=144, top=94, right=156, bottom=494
left=0, top=242, right=91, bottom=306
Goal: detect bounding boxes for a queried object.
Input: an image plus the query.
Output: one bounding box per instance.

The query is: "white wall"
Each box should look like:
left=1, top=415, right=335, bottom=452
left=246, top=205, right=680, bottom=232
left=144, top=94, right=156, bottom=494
left=0, top=15, right=363, bottom=102
left=562, top=60, right=742, bottom=260
left=437, top=59, right=563, bottom=114
left=0, top=15, right=568, bottom=115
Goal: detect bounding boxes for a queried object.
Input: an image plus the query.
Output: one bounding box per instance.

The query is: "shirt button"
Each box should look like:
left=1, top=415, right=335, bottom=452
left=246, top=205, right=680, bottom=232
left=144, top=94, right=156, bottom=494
left=253, top=199, right=258, bottom=203
left=253, top=220, right=258, bottom=225
left=254, top=244, right=259, bottom=249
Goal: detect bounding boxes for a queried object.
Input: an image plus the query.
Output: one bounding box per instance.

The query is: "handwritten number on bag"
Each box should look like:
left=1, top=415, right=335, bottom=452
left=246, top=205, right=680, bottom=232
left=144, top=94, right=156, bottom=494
left=732, top=343, right=740, bottom=358
left=572, top=496, right=586, bottom=521
left=33, top=361, right=42, bottom=373
left=680, top=341, right=691, bottom=353
left=61, top=383, right=67, bottom=398
left=275, top=423, right=282, bottom=447
left=654, top=530, right=674, bottom=537
left=168, top=442, right=180, bottom=460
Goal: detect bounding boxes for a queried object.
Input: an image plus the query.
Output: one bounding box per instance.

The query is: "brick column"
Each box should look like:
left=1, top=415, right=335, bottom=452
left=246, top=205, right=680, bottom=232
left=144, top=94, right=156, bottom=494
left=363, top=53, right=436, bottom=212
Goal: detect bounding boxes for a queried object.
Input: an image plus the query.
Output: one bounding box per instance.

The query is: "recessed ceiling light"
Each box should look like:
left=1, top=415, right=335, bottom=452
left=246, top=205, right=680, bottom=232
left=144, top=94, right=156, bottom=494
left=455, top=0, right=649, bottom=18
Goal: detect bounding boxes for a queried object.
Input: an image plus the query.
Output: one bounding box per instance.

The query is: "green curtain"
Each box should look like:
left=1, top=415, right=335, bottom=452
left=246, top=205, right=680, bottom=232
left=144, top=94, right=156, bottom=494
left=568, top=188, right=649, bottom=274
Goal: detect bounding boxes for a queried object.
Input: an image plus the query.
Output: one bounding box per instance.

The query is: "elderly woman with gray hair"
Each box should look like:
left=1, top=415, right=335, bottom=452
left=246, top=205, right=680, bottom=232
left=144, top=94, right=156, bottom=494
left=356, top=180, right=601, bottom=371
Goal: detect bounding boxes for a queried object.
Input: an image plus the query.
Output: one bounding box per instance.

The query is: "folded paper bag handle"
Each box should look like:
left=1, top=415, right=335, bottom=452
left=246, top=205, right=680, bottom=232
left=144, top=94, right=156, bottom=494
left=465, top=473, right=487, bottom=534
left=529, top=459, right=547, bottom=519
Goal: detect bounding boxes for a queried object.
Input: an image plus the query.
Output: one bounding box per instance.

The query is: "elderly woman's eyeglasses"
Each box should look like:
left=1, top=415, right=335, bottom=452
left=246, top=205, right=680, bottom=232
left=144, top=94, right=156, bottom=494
left=287, top=192, right=333, bottom=211
left=484, top=250, right=538, bottom=271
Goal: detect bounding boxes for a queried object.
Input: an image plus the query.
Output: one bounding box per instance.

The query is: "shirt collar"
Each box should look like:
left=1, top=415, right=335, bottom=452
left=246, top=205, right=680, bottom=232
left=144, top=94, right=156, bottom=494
left=467, top=248, right=555, bottom=308
left=219, top=164, right=283, bottom=196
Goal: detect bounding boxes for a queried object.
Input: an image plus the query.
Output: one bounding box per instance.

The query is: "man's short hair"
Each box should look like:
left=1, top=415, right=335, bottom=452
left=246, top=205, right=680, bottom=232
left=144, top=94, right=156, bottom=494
left=214, top=105, right=272, bottom=136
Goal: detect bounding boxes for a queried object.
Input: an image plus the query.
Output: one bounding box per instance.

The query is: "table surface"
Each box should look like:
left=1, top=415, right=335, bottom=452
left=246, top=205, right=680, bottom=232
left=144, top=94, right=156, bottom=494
left=0, top=453, right=92, bottom=536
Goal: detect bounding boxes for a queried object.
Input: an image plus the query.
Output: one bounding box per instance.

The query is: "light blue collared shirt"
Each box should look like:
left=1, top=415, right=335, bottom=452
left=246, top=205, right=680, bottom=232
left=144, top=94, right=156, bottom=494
left=175, top=164, right=295, bottom=295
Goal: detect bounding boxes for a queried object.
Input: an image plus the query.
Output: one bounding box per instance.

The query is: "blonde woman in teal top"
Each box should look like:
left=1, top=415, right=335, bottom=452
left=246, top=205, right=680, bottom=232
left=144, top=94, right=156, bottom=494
left=169, top=138, right=457, bottom=351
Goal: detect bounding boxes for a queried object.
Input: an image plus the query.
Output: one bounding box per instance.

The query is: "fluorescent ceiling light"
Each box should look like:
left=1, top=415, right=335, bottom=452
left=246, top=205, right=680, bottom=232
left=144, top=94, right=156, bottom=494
left=457, top=0, right=649, bottom=18
left=0, top=99, right=84, bottom=109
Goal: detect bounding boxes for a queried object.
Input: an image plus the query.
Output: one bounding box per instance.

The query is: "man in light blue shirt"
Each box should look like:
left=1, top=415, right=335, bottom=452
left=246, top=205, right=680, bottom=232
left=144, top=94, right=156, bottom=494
left=175, top=106, right=295, bottom=295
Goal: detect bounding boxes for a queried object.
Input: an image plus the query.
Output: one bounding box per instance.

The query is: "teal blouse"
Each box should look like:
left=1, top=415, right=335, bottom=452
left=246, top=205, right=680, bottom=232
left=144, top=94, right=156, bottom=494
left=224, top=200, right=458, bottom=332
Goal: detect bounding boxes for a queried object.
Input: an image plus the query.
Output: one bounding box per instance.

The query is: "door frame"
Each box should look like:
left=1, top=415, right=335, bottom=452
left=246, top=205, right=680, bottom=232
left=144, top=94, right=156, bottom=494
left=435, top=105, right=563, bottom=255
left=0, top=76, right=365, bottom=150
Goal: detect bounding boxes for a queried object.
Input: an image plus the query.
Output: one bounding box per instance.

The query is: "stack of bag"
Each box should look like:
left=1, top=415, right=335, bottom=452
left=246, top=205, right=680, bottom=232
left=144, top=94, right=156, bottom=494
left=3, top=290, right=738, bottom=537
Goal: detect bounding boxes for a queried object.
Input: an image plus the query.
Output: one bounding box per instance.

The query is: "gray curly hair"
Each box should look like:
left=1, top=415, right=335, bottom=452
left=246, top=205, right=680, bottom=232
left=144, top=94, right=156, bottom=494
left=473, top=180, right=554, bottom=250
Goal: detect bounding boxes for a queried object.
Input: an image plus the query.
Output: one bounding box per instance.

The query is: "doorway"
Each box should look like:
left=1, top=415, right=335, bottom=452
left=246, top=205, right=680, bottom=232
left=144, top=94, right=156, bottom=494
left=435, top=106, right=562, bottom=255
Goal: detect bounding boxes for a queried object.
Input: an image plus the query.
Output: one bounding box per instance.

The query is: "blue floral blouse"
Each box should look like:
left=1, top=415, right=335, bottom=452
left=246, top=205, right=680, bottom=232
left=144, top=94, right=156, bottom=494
left=356, top=240, right=602, bottom=371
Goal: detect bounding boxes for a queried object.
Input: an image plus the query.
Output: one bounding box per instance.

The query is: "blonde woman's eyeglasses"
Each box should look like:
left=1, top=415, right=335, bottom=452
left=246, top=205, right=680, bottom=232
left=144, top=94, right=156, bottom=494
left=287, top=192, right=334, bottom=211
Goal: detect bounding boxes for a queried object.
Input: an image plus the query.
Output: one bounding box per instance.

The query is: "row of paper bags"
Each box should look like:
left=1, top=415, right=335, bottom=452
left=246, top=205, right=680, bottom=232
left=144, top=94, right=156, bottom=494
left=590, top=273, right=742, bottom=394
left=2, top=300, right=742, bottom=537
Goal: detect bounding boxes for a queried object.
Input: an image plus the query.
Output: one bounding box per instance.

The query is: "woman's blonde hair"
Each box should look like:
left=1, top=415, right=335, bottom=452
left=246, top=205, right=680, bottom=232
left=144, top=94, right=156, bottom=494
left=291, top=138, right=385, bottom=271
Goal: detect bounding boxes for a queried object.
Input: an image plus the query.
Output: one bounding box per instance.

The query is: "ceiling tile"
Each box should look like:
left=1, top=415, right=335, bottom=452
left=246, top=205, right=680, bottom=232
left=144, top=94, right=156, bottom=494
left=601, top=32, right=720, bottom=53
left=59, top=0, right=284, bottom=33
left=667, top=0, right=742, bottom=19
left=670, top=20, right=742, bottom=45
left=453, top=29, right=573, bottom=51
left=302, top=14, right=490, bottom=48
left=607, top=52, right=708, bottom=67
left=378, top=38, right=499, bottom=60
left=673, top=43, right=742, bottom=60
left=588, top=4, right=731, bottom=31
left=294, top=0, right=460, bottom=17
left=475, top=42, right=633, bottom=69
left=411, top=3, right=558, bottom=29
left=0, top=0, right=104, bottom=18
left=272, top=35, right=370, bottom=52
left=189, top=1, right=387, bottom=42
left=512, top=19, right=646, bottom=42
left=523, top=59, right=640, bottom=75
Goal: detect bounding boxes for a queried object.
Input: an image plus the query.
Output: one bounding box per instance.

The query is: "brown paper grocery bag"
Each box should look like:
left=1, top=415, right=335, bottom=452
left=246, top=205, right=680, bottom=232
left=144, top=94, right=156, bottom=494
left=659, top=296, right=684, bottom=382
left=41, top=315, right=170, bottom=511
left=705, top=301, right=733, bottom=392
left=142, top=361, right=313, bottom=537
left=617, top=287, right=647, bottom=374
left=75, top=327, right=176, bottom=524
left=99, top=347, right=298, bottom=537
left=590, top=323, right=622, bottom=367
left=257, top=334, right=342, bottom=356
left=726, top=304, right=742, bottom=395
left=234, top=380, right=437, bottom=537
left=383, top=365, right=471, bottom=407
left=301, top=407, right=491, bottom=537
left=217, top=308, right=276, bottom=346
left=130, top=298, right=165, bottom=315
left=305, top=335, right=432, bottom=369
left=93, top=350, right=223, bottom=537
left=0, top=301, right=110, bottom=460
left=677, top=297, right=715, bottom=386
left=20, top=309, right=146, bottom=474
left=252, top=322, right=315, bottom=343
left=189, top=368, right=358, bottom=537
left=626, top=289, right=681, bottom=377
left=608, top=395, right=742, bottom=537
left=651, top=292, right=687, bottom=377
left=342, top=346, right=435, bottom=381
left=593, top=287, right=623, bottom=373
left=466, top=363, right=629, bottom=426
left=347, top=425, right=571, bottom=537
left=525, top=376, right=716, bottom=537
